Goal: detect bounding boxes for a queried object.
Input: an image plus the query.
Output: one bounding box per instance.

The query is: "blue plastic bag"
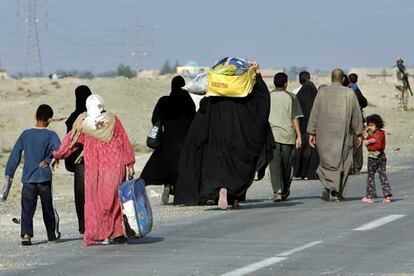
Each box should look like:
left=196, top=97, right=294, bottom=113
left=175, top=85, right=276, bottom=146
left=118, top=178, right=153, bottom=239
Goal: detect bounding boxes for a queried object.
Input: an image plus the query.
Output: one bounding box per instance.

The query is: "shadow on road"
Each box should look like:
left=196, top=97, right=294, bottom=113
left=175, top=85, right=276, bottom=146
left=56, top=237, right=83, bottom=244
left=243, top=201, right=303, bottom=209
left=31, top=240, right=48, bottom=245
left=126, top=236, right=164, bottom=245
left=342, top=196, right=371, bottom=202
left=289, top=196, right=321, bottom=200
left=203, top=201, right=303, bottom=212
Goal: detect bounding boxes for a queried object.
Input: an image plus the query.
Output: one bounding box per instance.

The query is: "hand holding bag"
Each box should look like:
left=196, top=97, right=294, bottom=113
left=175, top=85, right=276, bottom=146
left=0, top=175, right=13, bottom=201
left=146, top=119, right=163, bottom=149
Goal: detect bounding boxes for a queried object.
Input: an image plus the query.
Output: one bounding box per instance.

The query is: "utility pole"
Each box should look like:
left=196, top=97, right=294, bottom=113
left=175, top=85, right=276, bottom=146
left=24, top=0, right=43, bottom=76
left=131, top=1, right=153, bottom=75
left=132, top=26, right=148, bottom=74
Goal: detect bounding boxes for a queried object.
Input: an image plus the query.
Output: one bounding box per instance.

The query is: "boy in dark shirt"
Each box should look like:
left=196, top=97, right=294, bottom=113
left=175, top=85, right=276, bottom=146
left=5, top=104, right=61, bottom=245
left=348, top=73, right=368, bottom=174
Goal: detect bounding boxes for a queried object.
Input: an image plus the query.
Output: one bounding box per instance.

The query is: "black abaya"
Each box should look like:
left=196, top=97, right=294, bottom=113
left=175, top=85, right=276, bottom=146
left=293, top=81, right=319, bottom=179
left=174, top=74, right=274, bottom=205
left=140, top=76, right=196, bottom=192
left=64, top=85, right=91, bottom=234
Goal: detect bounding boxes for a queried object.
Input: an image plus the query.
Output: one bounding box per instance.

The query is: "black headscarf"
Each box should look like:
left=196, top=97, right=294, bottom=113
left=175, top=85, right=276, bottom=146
left=296, top=81, right=318, bottom=131
left=65, top=85, right=92, bottom=133
left=170, top=76, right=186, bottom=97
left=151, top=76, right=194, bottom=123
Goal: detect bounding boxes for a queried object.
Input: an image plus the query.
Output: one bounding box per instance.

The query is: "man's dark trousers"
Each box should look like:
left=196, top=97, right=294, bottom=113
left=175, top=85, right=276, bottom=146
left=21, top=181, right=56, bottom=239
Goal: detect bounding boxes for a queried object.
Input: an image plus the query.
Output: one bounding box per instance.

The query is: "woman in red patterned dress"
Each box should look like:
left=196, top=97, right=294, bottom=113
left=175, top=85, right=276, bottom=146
left=52, top=95, right=135, bottom=246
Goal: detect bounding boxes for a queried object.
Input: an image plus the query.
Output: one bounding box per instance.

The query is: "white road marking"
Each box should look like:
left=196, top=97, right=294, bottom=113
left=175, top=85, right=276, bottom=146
left=277, top=241, right=323, bottom=257
left=353, top=214, right=406, bottom=231
left=320, top=267, right=345, bottom=275
left=221, top=257, right=287, bottom=276
left=220, top=241, right=323, bottom=276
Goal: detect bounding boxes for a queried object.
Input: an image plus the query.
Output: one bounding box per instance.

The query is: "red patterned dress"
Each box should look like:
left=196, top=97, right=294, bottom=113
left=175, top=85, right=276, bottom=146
left=54, top=117, right=135, bottom=246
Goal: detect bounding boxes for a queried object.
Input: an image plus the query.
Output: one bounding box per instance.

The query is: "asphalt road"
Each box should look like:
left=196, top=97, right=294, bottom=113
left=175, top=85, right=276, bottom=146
left=3, top=159, right=414, bottom=276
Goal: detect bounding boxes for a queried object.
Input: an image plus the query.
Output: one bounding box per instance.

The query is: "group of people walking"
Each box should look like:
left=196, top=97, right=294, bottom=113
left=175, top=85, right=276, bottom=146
left=142, top=64, right=394, bottom=209
left=4, top=59, right=401, bottom=247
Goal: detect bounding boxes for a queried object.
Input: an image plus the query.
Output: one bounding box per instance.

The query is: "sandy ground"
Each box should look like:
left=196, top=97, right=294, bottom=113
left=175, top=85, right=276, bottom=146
left=0, top=77, right=414, bottom=271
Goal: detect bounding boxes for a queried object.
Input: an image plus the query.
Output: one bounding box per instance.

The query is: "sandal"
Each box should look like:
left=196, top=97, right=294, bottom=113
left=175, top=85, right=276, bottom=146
left=100, top=239, right=110, bottom=245
left=361, top=197, right=374, bottom=203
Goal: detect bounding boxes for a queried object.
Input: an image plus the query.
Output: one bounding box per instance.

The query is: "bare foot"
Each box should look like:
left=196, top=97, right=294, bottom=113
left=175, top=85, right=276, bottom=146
left=218, top=188, right=228, bottom=210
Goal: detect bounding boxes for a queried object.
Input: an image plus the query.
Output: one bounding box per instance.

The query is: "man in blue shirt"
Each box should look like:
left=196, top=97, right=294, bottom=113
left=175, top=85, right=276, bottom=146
left=5, top=104, right=61, bottom=246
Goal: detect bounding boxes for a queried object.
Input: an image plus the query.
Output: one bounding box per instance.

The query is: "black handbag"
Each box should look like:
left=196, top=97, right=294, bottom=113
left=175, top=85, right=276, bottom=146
left=146, top=119, right=163, bottom=149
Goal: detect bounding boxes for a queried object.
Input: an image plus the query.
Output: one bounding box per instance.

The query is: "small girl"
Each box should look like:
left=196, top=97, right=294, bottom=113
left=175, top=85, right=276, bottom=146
left=362, top=114, right=392, bottom=203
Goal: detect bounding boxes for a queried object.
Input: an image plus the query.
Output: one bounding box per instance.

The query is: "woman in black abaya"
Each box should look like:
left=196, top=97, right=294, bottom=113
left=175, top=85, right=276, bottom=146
left=174, top=63, right=274, bottom=209
left=293, top=81, right=319, bottom=180
left=140, top=76, right=196, bottom=204
left=65, top=85, right=92, bottom=234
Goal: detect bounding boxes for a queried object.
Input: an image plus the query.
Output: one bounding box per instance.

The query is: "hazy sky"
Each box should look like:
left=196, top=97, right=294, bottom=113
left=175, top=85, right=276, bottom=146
left=1, top=0, right=414, bottom=74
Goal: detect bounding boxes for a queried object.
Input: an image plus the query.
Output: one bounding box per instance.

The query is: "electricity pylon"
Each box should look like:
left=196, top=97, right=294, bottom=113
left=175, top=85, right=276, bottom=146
left=24, top=0, right=43, bottom=76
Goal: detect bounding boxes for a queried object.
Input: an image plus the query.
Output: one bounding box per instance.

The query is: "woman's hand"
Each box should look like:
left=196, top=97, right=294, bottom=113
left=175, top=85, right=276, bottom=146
left=127, top=165, right=135, bottom=179
left=51, top=158, right=59, bottom=172
left=251, top=61, right=260, bottom=74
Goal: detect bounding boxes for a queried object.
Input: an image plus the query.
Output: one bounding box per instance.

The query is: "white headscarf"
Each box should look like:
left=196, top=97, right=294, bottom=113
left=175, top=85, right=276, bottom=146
left=85, top=94, right=107, bottom=129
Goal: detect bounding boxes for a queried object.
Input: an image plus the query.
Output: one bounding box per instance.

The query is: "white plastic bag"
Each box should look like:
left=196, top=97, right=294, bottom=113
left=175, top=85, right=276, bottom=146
left=184, top=73, right=208, bottom=95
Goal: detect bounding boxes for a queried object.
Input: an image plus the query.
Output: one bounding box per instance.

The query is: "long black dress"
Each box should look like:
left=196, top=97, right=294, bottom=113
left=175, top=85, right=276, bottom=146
left=173, top=74, right=274, bottom=205
left=293, top=81, right=319, bottom=180
left=64, top=85, right=91, bottom=234
left=140, top=78, right=196, bottom=192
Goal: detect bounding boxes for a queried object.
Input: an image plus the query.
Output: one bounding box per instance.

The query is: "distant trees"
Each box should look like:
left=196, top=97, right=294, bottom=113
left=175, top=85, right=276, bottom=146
left=116, top=63, right=137, bottom=78
left=96, top=70, right=117, bottom=78
left=47, top=63, right=136, bottom=79
left=11, top=59, right=186, bottom=79
left=160, top=59, right=179, bottom=75
left=160, top=60, right=172, bottom=75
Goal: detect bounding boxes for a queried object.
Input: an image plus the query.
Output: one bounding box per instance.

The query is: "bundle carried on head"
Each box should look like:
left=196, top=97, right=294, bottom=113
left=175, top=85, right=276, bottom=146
left=184, top=57, right=256, bottom=97
left=184, top=73, right=208, bottom=95
left=208, top=57, right=256, bottom=97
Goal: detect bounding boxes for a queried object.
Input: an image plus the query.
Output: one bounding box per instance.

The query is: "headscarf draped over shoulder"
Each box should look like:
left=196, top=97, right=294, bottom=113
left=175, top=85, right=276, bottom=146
left=70, top=94, right=116, bottom=147
left=70, top=112, right=116, bottom=147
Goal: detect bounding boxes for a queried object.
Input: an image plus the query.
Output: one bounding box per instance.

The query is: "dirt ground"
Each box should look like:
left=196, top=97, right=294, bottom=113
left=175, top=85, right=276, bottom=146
left=1, top=77, right=414, bottom=270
